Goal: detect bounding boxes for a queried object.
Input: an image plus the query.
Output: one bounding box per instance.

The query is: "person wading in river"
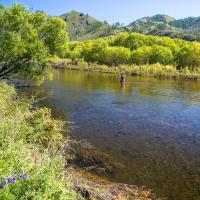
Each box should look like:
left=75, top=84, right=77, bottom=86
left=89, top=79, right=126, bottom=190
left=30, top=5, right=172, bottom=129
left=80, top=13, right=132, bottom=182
left=120, top=71, right=126, bottom=84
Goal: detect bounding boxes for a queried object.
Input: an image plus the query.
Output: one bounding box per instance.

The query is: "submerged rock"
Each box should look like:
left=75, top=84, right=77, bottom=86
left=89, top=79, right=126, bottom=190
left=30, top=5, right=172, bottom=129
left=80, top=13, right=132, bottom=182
left=65, top=139, right=124, bottom=176
left=65, top=140, right=162, bottom=199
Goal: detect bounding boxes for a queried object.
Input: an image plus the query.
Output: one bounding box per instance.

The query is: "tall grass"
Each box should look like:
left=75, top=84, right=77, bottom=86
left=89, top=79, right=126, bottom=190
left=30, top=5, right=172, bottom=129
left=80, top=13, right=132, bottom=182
left=0, top=82, right=79, bottom=199
left=61, top=59, right=200, bottom=79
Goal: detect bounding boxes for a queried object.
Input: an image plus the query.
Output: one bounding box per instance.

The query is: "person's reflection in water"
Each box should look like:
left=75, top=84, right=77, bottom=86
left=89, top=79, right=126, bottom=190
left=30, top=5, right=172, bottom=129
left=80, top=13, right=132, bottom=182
left=121, top=82, right=126, bottom=93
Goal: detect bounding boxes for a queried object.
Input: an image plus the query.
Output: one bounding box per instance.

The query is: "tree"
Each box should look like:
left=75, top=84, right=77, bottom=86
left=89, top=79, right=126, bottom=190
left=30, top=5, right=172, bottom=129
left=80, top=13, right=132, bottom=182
left=0, top=4, right=68, bottom=80
left=67, top=42, right=85, bottom=61
left=176, top=42, right=200, bottom=69
left=150, top=45, right=174, bottom=65
left=131, top=45, right=173, bottom=65
left=112, top=22, right=123, bottom=28
left=103, top=47, right=131, bottom=65
left=114, top=33, right=153, bottom=50
left=82, top=39, right=108, bottom=63
left=64, top=31, right=200, bottom=69
left=131, top=46, right=153, bottom=64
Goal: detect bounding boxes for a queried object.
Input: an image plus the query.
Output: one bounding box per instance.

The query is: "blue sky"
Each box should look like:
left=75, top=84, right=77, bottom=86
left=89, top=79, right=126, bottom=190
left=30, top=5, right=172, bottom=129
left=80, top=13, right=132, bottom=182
left=1, top=0, right=200, bottom=24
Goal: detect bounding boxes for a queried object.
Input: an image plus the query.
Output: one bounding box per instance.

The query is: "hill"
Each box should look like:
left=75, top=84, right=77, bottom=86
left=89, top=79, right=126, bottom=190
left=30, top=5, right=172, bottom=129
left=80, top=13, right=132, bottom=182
left=60, top=11, right=121, bottom=41
left=127, top=14, right=197, bottom=41
left=170, top=16, right=200, bottom=35
left=59, top=11, right=200, bottom=41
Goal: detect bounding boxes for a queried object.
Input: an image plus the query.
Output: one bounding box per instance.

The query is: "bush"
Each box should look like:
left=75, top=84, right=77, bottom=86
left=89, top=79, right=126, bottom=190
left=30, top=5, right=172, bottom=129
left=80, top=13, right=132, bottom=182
left=0, top=82, right=78, bottom=199
left=64, top=32, right=200, bottom=70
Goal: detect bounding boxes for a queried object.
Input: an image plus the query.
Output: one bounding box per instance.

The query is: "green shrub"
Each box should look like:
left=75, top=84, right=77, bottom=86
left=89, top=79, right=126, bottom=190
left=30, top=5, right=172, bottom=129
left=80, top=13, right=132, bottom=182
left=0, top=82, right=78, bottom=200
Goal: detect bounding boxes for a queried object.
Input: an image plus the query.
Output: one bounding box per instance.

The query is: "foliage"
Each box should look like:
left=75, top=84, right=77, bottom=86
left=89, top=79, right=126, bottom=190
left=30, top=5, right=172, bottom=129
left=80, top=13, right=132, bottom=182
left=0, top=82, right=78, bottom=199
left=131, top=45, right=173, bottom=65
left=82, top=39, right=109, bottom=63
left=2, top=4, right=200, bottom=80
left=65, top=32, right=200, bottom=70
left=176, top=42, right=200, bottom=69
left=102, top=46, right=131, bottom=65
left=65, top=63, right=200, bottom=80
left=0, top=4, right=68, bottom=80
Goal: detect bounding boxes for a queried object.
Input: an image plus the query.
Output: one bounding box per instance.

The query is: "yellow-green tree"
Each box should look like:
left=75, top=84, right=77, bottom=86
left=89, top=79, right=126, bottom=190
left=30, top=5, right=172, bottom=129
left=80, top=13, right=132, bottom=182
left=0, top=4, right=68, bottom=80
left=176, top=42, right=200, bottom=69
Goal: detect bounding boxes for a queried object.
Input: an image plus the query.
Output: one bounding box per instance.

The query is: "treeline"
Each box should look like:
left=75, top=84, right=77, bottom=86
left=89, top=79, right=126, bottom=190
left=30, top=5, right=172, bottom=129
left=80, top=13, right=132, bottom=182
left=64, top=32, right=200, bottom=69
left=1, top=4, right=200, bottom=80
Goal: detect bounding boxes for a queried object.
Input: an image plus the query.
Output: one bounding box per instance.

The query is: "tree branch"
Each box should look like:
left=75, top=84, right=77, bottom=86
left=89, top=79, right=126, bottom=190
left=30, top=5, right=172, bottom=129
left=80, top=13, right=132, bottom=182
left=0, top=65, right=19, bottom=78
left=0, top=58, right=31, bottom=78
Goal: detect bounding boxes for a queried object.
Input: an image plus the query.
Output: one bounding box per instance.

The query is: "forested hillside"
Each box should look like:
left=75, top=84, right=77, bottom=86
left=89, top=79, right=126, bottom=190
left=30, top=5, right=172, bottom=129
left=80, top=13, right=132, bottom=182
left=170, top=16, right=200, bottom=36
left=60, top=11, right=121, bottom=41
left=60, top=11, right=200, bottom=42
left=127, top=14, right=198, bottom=41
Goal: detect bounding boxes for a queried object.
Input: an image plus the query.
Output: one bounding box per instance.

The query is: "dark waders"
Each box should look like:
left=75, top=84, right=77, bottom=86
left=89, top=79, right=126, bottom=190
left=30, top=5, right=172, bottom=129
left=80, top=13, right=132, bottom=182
left=120, top=73, right=126, bottom=88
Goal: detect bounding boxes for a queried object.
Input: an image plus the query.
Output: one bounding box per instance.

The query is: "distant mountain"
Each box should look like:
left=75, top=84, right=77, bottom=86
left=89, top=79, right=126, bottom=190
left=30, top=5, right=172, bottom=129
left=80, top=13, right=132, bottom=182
left=60, top=11, right=121, bottom=41
left=170, top=17, right=200, bottom=34
left=128, top=14, right=177, bottom=33
left=59, top=11, right=200, bottom=41
left=148, top=14, right=175, bottom=23
left=127, top=14, right=197, bottom=41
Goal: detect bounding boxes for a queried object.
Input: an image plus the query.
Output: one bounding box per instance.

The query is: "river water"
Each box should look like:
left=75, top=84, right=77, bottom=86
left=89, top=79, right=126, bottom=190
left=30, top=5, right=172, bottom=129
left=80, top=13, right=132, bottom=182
left=21, top=69, right=200, bottom=200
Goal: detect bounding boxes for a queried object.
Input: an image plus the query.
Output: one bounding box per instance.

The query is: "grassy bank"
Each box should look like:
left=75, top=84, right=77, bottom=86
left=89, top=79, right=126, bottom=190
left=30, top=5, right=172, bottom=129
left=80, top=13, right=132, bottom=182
left=50, top=58, right=200, bottom=80
left=0, top=82, right=79, bottom=199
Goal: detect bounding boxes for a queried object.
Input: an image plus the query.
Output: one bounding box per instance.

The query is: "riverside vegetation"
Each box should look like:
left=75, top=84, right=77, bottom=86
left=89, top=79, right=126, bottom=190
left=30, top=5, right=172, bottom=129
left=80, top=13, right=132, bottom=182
left=1, top=4, right=200, bottom=80
left=52, top=33, right=200, bottom=79
left=0, top=82, right=79, bottom=199
left=1, top=3, right=200, bottom=199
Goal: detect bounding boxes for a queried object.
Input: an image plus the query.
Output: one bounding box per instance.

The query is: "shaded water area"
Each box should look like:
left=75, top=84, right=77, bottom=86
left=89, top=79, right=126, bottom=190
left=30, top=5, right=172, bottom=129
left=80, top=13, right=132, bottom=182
left=20, top=69, right=200, bottom=200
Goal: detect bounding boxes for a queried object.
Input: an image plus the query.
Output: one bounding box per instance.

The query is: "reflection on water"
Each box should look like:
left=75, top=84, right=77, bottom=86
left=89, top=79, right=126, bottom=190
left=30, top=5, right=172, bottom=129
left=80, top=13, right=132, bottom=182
left=20, top=69, right=200, bottom=200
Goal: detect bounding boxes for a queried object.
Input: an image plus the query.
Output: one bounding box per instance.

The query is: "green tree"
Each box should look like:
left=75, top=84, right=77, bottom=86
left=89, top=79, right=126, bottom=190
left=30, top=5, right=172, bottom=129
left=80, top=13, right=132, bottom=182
left=0, top=4, right=68, bottom=80
left=150, top=45, right=174, bottom=65
left=65, top=31, right=200, bottom=69
left=132, top=45, right=173, bottom=65
left=82, top=39, right=108, bottom=63
left=103, top=46, right=131, bottom=65
left=176, top=42, right=200, bottom=69
left=131, top=46, right=152, bottom=64
left=67, top=42, right=85, bottom=61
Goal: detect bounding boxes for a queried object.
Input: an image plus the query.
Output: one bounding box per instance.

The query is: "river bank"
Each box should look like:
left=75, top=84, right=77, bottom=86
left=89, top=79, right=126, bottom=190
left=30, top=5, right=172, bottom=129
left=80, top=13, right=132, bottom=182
left=0, top=81, right=157, bottom=200
left=50, top=58, right=200, bottom=80
left=67, top=167, right=157, bottom=200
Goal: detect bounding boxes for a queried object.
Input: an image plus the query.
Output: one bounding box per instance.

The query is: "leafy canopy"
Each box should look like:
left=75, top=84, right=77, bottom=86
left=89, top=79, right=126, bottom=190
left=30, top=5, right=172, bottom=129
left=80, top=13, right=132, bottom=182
left=66, top=32, right=200, bottom=69
left=0, top=4, right=68, bottom=80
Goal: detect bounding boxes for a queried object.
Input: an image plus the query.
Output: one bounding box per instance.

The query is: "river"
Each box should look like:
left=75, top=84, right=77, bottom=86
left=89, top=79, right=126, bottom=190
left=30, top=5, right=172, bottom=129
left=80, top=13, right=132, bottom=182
left=20, top=69, right=200, bottom=200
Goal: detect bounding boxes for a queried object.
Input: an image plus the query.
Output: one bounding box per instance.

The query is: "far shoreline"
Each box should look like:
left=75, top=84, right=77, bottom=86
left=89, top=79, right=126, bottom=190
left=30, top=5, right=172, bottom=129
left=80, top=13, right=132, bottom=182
left=50, top=60, right=200, bottom=81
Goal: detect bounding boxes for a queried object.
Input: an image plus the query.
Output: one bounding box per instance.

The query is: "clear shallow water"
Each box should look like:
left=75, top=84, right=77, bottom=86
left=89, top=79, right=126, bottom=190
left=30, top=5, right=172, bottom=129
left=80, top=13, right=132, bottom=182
left=21, top=69, right=200, bottom=200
